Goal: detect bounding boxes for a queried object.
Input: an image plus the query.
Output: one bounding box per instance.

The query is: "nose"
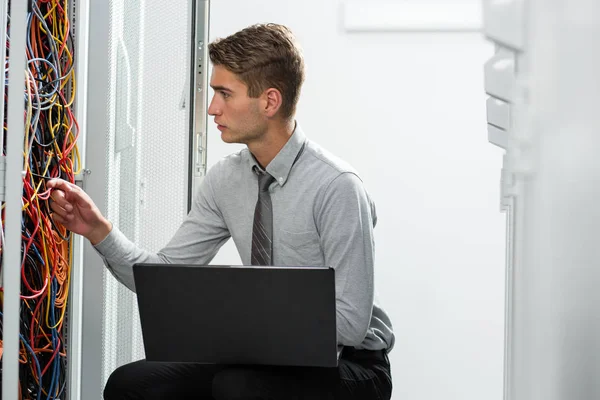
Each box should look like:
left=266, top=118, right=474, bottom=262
left=208, top=95, right=221, bottom=116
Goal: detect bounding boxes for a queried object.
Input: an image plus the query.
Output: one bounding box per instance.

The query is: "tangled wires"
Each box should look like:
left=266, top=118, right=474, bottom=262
left=1, top=0, right=79, bottom=398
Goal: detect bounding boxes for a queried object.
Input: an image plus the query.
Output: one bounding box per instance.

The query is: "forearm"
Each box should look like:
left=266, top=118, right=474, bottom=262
left=94, top=226, right=166, bottom=291
left=94, top=169, right=230, bottom=291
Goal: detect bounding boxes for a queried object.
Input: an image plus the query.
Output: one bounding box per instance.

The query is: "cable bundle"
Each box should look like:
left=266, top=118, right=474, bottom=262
left=1, top=0, right=79, bottom=398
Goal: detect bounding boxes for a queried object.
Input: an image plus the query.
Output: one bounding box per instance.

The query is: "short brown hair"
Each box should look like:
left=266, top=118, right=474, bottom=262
left=208, top=23, right=305, bottom=120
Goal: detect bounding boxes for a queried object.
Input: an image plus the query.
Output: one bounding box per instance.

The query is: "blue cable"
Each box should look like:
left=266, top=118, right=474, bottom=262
left=0, top=311, right=43, bottom=399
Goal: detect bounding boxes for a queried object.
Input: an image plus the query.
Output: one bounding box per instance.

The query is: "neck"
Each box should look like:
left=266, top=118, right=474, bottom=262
left=249, top=119, right=295, bottom=169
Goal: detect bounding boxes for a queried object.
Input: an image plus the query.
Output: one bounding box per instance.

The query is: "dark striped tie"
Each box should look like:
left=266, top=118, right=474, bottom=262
left=251, top=171, right=276, bottom=265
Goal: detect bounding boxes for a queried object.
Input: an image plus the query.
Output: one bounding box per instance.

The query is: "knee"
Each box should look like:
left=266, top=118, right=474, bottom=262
left=212, top=367, right=259, bottom=400
left=104, top=362, right=153, bottom=400
left=103, top=364, right=132, bottom=400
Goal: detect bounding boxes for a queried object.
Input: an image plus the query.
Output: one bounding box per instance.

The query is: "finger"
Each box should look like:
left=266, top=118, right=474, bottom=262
left=46, top=178, right=74, bottom=191
left=50, top=188, right=73, bottom=212
left=49, top=199, right=73, bottom=219
left=48, top=179, right=92, bottom=210
left=51, top=212, right=68, bottom=226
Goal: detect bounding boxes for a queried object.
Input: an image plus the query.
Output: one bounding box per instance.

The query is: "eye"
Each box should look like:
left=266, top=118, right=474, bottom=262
left=220, top=91, right=230, bottom=99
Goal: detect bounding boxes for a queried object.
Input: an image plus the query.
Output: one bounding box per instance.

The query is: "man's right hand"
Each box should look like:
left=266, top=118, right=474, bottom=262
left=46, top=178, right=112, bottom=245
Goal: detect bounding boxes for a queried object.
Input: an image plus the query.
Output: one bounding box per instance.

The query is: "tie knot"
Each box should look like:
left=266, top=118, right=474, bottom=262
left=257, top=172, right=275, bottom=192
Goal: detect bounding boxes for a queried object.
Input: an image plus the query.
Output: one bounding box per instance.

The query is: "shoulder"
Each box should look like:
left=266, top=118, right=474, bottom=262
left=302, top=140, right=361, bottom=181
left=205, top=148, right=249, bottom=181
left=301, top=140, right=376, bottom=221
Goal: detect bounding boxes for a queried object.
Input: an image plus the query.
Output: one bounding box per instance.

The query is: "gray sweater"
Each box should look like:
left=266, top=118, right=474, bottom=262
left=95, top=124, right=395, bottom=352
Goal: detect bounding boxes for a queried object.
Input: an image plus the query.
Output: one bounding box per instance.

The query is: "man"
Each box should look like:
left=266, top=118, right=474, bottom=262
left=48, top=23, right=394, bottom=400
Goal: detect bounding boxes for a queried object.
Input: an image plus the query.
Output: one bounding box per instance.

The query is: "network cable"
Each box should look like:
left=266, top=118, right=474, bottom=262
left=1, top=1, right=79, bottom=398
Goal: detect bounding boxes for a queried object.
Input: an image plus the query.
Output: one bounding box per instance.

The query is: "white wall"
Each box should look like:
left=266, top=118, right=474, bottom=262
left=207, top=1, right=506, bottom=399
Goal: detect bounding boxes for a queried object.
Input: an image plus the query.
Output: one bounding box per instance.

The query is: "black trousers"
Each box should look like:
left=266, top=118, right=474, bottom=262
left=103, top=347, right=392, bottom=400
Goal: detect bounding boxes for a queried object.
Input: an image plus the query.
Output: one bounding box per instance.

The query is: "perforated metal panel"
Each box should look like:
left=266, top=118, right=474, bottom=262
left=102, top=0, right=192, bottom=391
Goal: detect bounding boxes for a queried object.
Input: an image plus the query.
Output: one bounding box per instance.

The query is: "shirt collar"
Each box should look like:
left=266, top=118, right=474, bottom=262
left=248, top=122, right=307, bottom=187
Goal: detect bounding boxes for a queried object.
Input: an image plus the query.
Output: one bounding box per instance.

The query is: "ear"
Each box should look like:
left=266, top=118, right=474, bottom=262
left=262, top=88, right=283, bottom=118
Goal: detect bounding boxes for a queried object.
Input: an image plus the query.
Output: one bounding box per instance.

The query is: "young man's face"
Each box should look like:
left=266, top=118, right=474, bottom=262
left=208, top=65, right=266, bottom=145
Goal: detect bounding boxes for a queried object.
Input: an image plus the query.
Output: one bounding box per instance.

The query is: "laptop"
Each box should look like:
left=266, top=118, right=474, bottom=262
left=132, top=263, right=338, bottom=367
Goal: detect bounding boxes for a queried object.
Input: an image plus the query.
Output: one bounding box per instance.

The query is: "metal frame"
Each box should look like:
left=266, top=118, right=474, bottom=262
left=0, top=0, right=8, bottom=152
left=502, top=195, right=517, bottom=400
left=79, top=0, right=111, bottom=397
left=1, top=1, right=91, bottom=398
left=68, top=0, right=92, bottom=398
left=79, top=0, right=210, bottom=398
left=188, top=0, right=210, bottom=210
left=0, top=0, right=8, bottom=260
left=2, top=0, right=29, bottom=399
